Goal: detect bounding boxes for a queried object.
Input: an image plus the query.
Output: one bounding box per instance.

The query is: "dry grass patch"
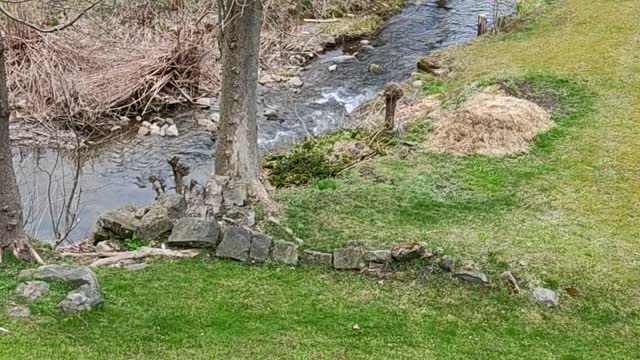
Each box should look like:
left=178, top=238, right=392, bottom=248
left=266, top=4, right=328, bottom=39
left=426, top=93, right=553, bottom=156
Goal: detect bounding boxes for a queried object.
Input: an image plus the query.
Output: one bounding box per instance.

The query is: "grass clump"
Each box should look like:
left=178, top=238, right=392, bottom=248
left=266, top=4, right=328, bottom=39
left=264, top=128, right=391, bottom=187
left=322, top=15, right=385, bottom=39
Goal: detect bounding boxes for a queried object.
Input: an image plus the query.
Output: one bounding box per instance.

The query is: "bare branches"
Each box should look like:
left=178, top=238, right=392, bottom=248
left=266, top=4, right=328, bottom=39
left=0, top=0, right=105, bottom=34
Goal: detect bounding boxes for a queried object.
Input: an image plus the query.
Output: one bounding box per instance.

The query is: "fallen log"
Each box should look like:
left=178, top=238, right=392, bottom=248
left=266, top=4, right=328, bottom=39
left=89, top=247, right=201, bottom=267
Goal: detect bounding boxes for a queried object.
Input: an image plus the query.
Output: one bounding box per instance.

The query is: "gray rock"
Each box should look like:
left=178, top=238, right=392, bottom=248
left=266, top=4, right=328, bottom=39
left=328, top=64, right=337, bottom=72
left=287, top=77, right=303, bottom=88
left=209, top=112, right=220, bottom=123
left=216, top=227, right=252, bottom=261
left=272, top=240, right=298, bottom=266
left=532, top=288, right=559, bottom=308
left=19, top=264, right=100, bottom=290
left=196, top=97, right=215, bottom=107
left=391, top=243, right=426, bottom=261
left=364, top=250, right=391, bottom=263
left=264, top=107, right=278, bottom=119
left=333, top=248, right=365, bottom=270
left=96, top=207, right=141, bottom=240
left=6, top=304, right=30, bottom=318
left=159, top=124, right=168, bottom=136
left=168, top=218, right=220, bottom=248
left=138, top=194, right=186, bottom=241
left=302, top=250, right=333, bottom=267
left=258, top=74, right=274, bottom=85
left=0, top=327, right=9, bottom=336
left=15, top=281, right=49, bottom=301
left=95, top=241, right=115, bottom=253
left=453, top=270, right=488, bottom=284
left=125, top=263, right=148, bottom=271
left=412, top=80, right=424, bottom=89
left=59, top=285, right=103, bottom=314
left=165, top=124, right=179, bottom=137
left=250, top=234, right=272, bottom=263
left=439, top=255, right=455, bottom=272
left=331, top=55, right=356, bottom=63
left=138, top=127, right=150, bottom=136
left=368, top=63, right=382, bottom=74
left=150, top=125, right=162, bottom=136
left=360, top=40, right=370, bottom=45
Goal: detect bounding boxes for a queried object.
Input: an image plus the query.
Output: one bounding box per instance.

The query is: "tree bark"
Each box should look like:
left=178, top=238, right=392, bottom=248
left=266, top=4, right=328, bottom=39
left=211, top=0, right=269, bottom=209
left=384, top=83, right=403, bottom=131
left=0, top=38, right=43, bottom=263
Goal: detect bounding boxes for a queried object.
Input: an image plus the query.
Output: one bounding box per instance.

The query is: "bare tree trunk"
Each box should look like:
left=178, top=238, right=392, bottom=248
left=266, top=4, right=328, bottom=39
left=209, top=0, right=270, bottom=212
left=0, top=39, right=43, bottom=264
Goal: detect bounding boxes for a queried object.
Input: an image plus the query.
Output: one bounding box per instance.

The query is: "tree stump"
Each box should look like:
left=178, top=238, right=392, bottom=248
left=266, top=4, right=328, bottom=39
left=384, top=83, right=404, bottom=131
left=477, top=15, right=488, bottom=36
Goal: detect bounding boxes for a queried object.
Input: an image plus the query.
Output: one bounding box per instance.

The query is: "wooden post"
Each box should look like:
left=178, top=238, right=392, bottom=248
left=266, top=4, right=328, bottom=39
left=477, top=14, right=488, bottom=36
left=384, top=83, right=403, bottom=131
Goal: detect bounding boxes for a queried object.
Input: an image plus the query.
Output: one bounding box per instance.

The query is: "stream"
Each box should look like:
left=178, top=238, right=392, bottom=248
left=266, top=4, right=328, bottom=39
left=13, top=0, right=507, bottom=243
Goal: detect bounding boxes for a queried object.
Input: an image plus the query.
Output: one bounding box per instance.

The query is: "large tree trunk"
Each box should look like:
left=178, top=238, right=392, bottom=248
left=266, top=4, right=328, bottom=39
left=209, top=0, right=269, bottom=212
left=0, top=39, right=43, bottom=263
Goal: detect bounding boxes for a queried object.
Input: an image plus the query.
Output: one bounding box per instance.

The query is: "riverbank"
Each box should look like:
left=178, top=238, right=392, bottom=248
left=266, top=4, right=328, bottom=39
left=2, top=0, right=639, bottom=358
left=7, top=0, right=404, bottom=148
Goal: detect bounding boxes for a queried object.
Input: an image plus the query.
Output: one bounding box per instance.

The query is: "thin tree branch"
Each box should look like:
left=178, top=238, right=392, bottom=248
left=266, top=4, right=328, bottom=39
left=0, top=0, right=104, bottom=34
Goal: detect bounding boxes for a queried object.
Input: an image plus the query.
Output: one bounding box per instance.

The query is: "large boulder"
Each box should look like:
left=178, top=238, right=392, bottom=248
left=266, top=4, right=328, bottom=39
left=138, top=194, right=186, bottom=241
left=333, top=248, right=365, bottom=270
left=59, top=285, right=103, bottom=314
left=216, top=227, right=252, bottom=261
left=167, top=218, right=221, bottom=248
left=19, top=264, right=100, bottom=290
left=15, top=281, right=49, bottom=302
left=271, top=240, right=298, bottom=266
left=250, top=234, right=272, bottom=263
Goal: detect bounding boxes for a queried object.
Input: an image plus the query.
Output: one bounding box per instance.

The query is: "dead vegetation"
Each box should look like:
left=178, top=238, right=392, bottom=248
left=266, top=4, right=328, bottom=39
left=426, top=93, right=553, bottom=156
left=5, top=0, right=379, bottom=144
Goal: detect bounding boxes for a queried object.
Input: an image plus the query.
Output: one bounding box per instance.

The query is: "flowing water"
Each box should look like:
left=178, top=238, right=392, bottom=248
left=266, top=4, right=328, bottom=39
left=13, top=0, right=507, bottom=242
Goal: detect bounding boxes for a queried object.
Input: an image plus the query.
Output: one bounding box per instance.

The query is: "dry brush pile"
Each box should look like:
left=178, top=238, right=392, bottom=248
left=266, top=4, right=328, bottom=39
left=5, top=0, right=371, bottom=143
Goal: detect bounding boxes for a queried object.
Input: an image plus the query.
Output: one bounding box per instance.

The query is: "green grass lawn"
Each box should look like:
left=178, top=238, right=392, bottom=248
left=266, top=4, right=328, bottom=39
left=2, top=0, right=640, bottom=358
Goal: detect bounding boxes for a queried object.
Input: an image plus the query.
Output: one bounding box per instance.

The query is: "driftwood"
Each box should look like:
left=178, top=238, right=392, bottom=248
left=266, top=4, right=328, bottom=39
left=89, top=247, right=201, bottom=267
left=303, top=18, right=339, bottom=23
